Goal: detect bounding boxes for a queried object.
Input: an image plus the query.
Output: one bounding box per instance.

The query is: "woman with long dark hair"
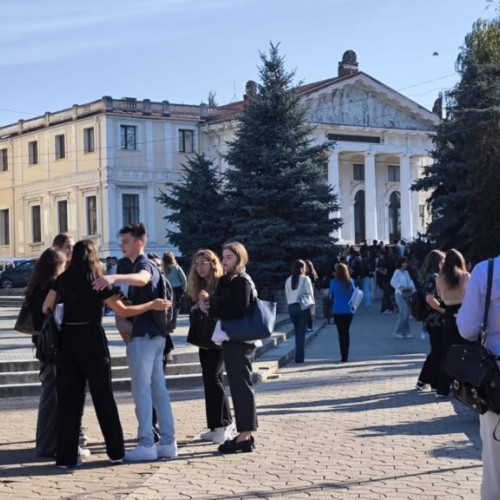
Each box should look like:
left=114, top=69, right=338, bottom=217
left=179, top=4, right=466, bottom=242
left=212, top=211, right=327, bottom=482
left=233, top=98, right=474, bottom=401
left=187, top=249, right=234, bottom=444
left=43, top=240, right=171, bottom=468
left=285, top=260, right=315, bottom=363
left=199, top=242, right=258, bottom=453
left=304, top=260, right=318, bottom=331
left=435, top=248, right=471, bottom=398
left=329, top=263, right=355, bottom=362
left=26, top=248, right=67, bottom=457
left=415, top=249, right=445, bottom=392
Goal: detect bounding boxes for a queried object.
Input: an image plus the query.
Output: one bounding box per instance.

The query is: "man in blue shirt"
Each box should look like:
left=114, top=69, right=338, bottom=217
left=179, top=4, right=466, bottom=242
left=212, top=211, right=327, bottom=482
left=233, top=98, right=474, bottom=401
left=93, top=223, right=176, bottom=461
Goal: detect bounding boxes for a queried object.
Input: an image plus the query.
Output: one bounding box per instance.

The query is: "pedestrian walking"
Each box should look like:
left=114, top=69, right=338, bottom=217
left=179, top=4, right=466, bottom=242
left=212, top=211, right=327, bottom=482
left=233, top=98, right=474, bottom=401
left=199, top=242, right=257, bottom=453
left=92, top=223, right=177, bottom=462
left=162, top=252, right=187, bottom=329
left=304, top=260, right=318, bottom=331
left=390, top=257, right=416, bottom=338
left=25, top=247, right=66, bottom=458
left=285, top=260, right=315, bottom=363
left=457, top=254, right=500, bottom=500
left=186, top=249, right=234, bottom=444
left=435, top=248, right=472, bottom=398
left=329, top=263, right=355, bottom=362
left=43, top=239, right=171, bottom=468
left=415, top=250, right=445, bottom=392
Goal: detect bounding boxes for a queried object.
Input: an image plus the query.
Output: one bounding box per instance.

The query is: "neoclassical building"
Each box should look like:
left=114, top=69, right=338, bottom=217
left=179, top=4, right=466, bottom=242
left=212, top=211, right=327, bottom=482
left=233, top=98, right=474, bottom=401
left=0, top=51, right=439, bottom=258
left=201, top=51, right=440, bottom=244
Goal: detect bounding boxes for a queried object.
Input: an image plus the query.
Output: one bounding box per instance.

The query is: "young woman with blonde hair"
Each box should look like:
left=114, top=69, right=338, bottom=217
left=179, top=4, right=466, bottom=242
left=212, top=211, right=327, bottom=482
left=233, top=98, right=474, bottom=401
left=187, top=249, right=234, bottom=444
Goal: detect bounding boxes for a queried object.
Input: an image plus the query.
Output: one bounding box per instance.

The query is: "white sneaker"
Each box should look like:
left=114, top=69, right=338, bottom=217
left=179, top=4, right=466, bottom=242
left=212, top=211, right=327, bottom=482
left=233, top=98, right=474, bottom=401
left=156, top=441, right=178, bottom=459
left=212, top=423, right=235, bottom=444
left=393, top=333, right=404, bottom=339
left=200, top=429, right=216, bottom=441
left=125, top=444, right=158, bottom=462
left=108, top=457, right=124, bottom=465
left=78, top=447, right=91, bottom=458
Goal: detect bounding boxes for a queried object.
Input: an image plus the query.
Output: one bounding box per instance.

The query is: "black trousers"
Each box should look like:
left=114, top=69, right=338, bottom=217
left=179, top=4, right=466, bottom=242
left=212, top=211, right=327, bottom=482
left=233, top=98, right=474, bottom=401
left=56, top=324, right=124, bottom=466
left=333, top=314, right=353, bottom=361
left=199, top=348, right=232, bottom=430
left=417, top=323, right=443, bottom=388
left=223, top=341, right=257, bottom=433
left=381, top=282, right=394, bottom=312
left=35, top=361, right=57, bottom=457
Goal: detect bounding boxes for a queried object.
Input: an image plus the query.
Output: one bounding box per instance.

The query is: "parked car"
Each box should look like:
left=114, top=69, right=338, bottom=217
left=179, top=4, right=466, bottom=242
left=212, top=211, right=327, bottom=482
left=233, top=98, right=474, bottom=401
left=0, top=259, right=37, bottom=289
left=0, top=258, right=29, bottom=274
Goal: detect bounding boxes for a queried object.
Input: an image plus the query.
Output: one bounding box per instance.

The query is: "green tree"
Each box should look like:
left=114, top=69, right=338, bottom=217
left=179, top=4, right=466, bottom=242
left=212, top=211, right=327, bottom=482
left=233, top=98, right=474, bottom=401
left=156, top=153, right=227, bottom=258
left=412, top=18, right=500, bottom=262
left=207, top=91, right=218, bottom=107
left=222, top=43, right=342, bottom=288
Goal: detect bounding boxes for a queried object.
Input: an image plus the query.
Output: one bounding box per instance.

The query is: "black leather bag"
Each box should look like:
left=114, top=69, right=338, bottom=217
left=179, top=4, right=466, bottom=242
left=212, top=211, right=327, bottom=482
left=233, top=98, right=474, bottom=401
left=187, top=308, right=220, bottom=349
left=14, top=301, right=37, bottom=334
left=35, top=314, right=60, bottom=363
left=444, top=259, right=500, bottom=414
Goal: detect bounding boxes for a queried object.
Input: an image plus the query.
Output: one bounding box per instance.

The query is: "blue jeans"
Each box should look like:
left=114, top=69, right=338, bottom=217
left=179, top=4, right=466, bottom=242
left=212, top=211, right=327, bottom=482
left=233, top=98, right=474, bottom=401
left=394, top=294, right=410, bottom=337
left=363, top=277, right=371, bottom=307
left=288, top=303, right=310, bottom=362
left=127, top=335, right=175, bottom=447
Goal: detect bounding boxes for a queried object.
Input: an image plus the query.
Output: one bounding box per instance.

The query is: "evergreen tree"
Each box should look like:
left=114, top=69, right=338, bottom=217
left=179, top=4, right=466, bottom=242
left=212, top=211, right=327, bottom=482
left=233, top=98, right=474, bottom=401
left=412, top=19, right=500, bottom=262
left=156, top=153, right=227, bottom=258
left=222, top=43, right=341, bottom=287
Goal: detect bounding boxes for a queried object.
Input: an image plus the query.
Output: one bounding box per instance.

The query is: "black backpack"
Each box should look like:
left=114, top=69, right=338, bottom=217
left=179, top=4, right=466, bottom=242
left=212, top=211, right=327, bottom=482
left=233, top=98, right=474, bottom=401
left=145, top=260, right=175, bottom=335
left=35, top=314, right=60, bottom=363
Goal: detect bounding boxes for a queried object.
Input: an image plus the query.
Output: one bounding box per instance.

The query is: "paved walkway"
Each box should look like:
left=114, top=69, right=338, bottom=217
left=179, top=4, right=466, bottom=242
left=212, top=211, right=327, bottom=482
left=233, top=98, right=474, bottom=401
left=0, top=305, right=482, bottom=499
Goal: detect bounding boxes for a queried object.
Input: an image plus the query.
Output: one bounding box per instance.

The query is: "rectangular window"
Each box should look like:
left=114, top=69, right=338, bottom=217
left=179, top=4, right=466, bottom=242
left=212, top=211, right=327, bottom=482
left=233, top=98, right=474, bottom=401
left=28, top=141, right=38, bottom=165
left=388, top=165, right=400, bottom=182
left=55, top=134, right=66, bottom=159
left=0, top=209, right=9, bottom=245
left=122, top=194, right=140, bottom=226
left=353, top=163, right=365, bottom=181
left=0, top=149, right=8, bottom=171
left=178, top=129, right=194, bottom=153
left=83, top=127, right=95, bottom=153
left=86, top=196, right=97, bottom=235
left=58, top=200, right=68, bottom=233
left=31, top=205, right=41, bottom=243
left=120, top=125, right=136, bottom=150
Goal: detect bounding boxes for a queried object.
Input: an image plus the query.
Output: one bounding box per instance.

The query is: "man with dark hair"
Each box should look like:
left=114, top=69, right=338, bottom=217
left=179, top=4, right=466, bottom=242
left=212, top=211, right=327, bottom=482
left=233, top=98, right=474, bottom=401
left=93, top=223, right=176, bottom=461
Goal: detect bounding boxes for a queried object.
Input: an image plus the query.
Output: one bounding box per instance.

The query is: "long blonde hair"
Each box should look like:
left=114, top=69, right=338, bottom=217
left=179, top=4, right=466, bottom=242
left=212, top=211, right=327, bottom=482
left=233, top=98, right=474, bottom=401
left=187, top=249, right=224, bottom=301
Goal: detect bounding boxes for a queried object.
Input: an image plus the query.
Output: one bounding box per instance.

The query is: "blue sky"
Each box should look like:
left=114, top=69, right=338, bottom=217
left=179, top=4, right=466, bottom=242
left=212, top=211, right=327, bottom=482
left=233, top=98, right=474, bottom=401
left=0, top=0, right=493, bottom=126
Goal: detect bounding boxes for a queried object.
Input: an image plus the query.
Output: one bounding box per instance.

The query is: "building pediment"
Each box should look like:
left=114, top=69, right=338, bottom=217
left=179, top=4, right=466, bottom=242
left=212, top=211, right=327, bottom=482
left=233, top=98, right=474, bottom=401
left=302, top=72, right=440, bottom=131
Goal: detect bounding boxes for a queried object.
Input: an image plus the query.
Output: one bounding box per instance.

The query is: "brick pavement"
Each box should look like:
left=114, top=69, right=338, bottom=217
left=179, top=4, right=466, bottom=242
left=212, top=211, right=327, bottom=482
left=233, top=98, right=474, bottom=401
left=0, top=305, right=482, bottom=499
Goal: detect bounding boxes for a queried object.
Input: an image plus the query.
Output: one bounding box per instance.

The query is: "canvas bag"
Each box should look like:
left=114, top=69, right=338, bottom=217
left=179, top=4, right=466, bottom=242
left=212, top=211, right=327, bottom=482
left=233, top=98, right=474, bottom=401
left=298, top=275, right=315, bottom=311
left=348, top=286, right=364, bottom=313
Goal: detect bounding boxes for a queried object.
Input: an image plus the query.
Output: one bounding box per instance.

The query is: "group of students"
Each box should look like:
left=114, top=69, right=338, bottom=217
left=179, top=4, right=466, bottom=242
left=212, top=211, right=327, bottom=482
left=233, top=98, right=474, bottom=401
left=25, top=225, right=260, bottom=468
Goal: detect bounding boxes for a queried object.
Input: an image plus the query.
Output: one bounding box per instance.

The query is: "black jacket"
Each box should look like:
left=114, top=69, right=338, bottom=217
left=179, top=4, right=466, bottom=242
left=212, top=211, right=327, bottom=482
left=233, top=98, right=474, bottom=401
left=208, top=274, right=252, bottom=320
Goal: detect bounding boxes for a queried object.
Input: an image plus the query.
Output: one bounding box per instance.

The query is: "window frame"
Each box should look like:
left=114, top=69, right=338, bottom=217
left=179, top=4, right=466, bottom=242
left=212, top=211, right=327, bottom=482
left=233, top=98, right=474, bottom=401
left=387, top=164, right=400, bottom=183
left=122, top=193, right=140, bottom=226
left=31, top=205, right=42, bottom=243
left=0, top=209, right=9, bottom=245
left=28, top=140, right=39, bottom=165
left=0, top=148, right=8, bottom=171
left=57, top=200, right=68, bottom=234
left=352, top=163, right=365, bottom=181
left=178, top=129, right=194, bottom=153
left=86, top=196, right=97, bottom=235
left=55, top=134, right=66, bottom=160
left=120, top=125, right=137, bottom=150
left=83, top=127, right=95, bottom=153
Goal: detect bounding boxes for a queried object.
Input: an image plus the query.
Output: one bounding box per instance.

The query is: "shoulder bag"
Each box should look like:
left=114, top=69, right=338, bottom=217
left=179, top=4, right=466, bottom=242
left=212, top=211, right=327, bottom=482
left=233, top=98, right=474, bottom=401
left=187, top=307, right=221, bottom=349
left=443, top=258, right=500, bottom=414
left=35, top=313, right=60, bottom=363
left=221, top=273, right=277, bottom=342
left=14, top=301, right=37, bottom=334
left=298, top=276, right=315, bottom=311
left=348, top=286, right=364, bottom=313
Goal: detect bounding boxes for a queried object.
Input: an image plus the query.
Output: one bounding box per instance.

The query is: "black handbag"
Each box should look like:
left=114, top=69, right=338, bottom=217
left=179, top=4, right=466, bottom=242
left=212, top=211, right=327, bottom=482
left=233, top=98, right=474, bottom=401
left=187, top=308, right=220, bottom=349
left=221, top=273, right=277, bottom=342
left=443, top=258, right=500, bottom=414
left=14, top=301, right=37, bottom=334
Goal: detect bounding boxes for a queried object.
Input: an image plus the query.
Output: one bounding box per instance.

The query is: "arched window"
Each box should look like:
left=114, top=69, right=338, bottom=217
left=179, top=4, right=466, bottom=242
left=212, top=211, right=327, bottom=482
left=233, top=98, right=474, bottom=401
left=354, top=190, right=365, bottom=244
left=389, top=191, right=401, bottom=243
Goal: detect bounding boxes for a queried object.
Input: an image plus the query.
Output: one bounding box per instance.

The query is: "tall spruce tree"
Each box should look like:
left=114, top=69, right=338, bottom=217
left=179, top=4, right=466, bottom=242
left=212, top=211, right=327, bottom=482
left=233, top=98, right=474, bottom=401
left=156, top=153, right=227, bottom=258
left=222, top=43, right=341, bottom=287
left=413, top=19, right=500, bottom=261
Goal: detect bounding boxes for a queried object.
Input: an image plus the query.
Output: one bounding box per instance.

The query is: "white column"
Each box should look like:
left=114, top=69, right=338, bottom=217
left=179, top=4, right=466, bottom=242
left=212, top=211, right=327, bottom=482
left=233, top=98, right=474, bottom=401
left=364, top=152, right=378, bottom=241
left=146, top=184, right=156, bottom=244
left=410, top=156, right=421, bottom=236
left=399, top=154, right=413, bottom=240
left=327, top=151, right=342, bottom=240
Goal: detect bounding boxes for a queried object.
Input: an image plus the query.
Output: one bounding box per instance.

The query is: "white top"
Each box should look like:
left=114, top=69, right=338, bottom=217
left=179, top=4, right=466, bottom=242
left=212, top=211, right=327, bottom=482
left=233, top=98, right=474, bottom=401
left=457, top=256, right=500, bottom=356
left=285, top=275, right=314, bottom=304
left=390, top=269, right=416, bottom=296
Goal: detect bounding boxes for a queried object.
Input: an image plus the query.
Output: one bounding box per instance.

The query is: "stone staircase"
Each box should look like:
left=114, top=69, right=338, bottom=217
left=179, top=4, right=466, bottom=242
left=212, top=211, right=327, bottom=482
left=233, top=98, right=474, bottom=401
left=0, top=314, right=324, bottom=397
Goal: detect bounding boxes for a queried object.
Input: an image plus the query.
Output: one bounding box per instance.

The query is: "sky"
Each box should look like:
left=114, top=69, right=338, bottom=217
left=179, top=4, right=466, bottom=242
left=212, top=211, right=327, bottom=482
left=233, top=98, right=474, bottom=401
left=0, top=0, right=494, bottom=127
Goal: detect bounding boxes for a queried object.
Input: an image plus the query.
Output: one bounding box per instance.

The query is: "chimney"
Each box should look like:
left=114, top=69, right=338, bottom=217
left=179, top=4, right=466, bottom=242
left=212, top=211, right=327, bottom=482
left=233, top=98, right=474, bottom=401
left=338, top=50, right=359, bottom=78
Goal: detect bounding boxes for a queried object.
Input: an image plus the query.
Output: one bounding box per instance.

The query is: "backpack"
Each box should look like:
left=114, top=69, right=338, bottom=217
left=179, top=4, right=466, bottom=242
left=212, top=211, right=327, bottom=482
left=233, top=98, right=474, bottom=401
left=35, top=314, right=60, bottom=363
left=146, top=260, right=175, bottom=335
left=408, top=286, right=427, bottom=322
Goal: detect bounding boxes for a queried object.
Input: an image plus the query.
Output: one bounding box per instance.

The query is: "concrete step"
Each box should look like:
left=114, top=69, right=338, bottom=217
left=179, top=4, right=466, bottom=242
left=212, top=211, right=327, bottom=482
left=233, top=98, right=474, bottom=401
left=0, top=316, right=304, bottom=397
